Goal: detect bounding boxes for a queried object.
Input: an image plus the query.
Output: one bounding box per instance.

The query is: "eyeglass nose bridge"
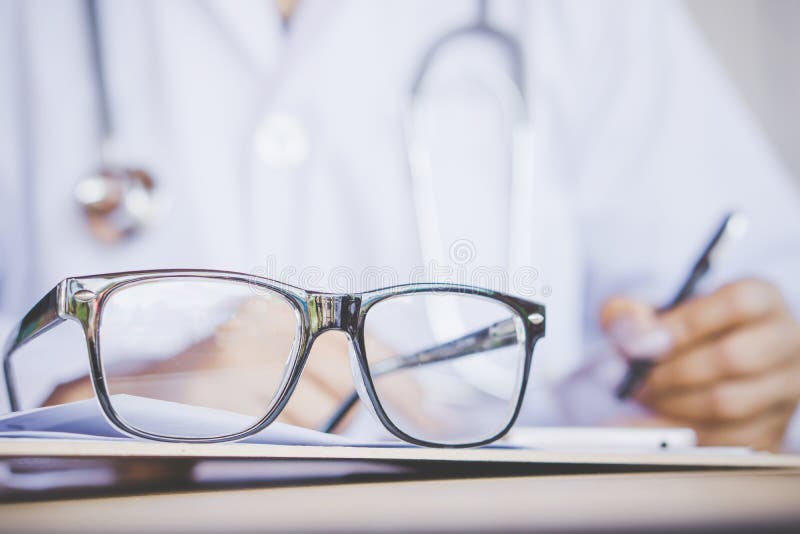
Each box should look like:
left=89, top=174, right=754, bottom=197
left=307, top=293, right=361, bottom=337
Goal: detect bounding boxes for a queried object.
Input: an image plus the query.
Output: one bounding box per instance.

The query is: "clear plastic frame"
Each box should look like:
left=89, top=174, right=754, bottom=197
left=2, top=270, right=545, bottom=448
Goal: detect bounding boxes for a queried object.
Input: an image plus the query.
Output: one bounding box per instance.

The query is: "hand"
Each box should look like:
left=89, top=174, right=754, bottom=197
left=601, top=279, right=800, bottom=451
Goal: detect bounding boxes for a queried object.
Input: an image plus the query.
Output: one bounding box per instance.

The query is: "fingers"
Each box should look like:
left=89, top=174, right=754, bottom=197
left=611, top=415, right=682, bottom=428
left=601, top=280, right=788, bottom=362
left=659, top=279, right=786, bottom=351
left=600, top=279, right=799, bottom=451
left=640, top=361, right=800, bottom=423
left=303, top=332, right=357, bottom=399
left=608, top=408, right=793, bottom=451
left=645, top=318, right=800, bottom=392
left=277, top=374, right=342, bottom=428
left=694, top=405, right=796, bottom=451
left=43, top=376, right=95, bottom=406
left=613, top=407, right=793, bottom=451
left=279, top=331, right=358, bottom=429
left=600, top=297, right=672, bottom=359
left=599, top=297, right=656, bottom=330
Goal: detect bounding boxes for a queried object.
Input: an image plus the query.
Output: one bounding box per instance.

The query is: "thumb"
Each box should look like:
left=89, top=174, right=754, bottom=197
left=599, top=297, right=673, bottom=360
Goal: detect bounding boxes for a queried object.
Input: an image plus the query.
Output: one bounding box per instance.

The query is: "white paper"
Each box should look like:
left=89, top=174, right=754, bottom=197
left=0, top=395, right=353, bottom=446
left=503, top=426, right=698, bottom=451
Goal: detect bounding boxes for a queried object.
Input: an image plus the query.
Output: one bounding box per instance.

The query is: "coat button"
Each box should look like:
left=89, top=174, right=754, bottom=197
left=253, top=112, right=310, bottom=171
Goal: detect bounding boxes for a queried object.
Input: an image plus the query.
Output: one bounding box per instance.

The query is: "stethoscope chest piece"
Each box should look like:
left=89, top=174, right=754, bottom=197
left=74, top=166, right=157, bottom=244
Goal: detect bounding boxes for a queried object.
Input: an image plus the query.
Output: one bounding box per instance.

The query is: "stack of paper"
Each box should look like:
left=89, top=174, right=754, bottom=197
left=0, top=395, right=352, bottom=446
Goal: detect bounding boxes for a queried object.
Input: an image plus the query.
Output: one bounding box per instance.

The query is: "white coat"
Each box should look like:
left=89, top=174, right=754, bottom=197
left=2, top=0, right=800, bottom=447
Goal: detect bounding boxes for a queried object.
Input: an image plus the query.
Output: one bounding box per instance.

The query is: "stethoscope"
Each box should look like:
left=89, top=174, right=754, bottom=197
left=77, top=0, right=533, bottom=263
left=404, top=0, right=534, bottom=398
left=74, top=0, right=158, bottom=244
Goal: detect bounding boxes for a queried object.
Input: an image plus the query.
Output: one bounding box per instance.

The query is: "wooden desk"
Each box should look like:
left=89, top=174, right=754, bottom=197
left=3, top=468, right=800, bottom=531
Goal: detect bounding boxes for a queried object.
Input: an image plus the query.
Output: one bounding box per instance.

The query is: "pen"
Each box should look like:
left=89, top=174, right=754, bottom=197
left=615, top=211, right=749, bottom=399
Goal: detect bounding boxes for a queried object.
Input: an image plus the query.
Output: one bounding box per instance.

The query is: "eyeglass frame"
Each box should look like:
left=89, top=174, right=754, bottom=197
left=3, top=269, right=546, bottom=448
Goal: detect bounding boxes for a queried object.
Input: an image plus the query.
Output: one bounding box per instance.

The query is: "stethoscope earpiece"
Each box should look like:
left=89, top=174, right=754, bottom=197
left=75, top=166, right=157, bottom=244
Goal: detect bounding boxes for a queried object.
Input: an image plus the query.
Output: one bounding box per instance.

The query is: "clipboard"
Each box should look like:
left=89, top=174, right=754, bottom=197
left=2, top=438, right=800, bottom=502
left=2, top=438, right=800, bottom=468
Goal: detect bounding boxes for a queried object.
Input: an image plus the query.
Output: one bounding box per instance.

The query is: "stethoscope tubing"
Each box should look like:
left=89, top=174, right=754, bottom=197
left=404, top=0, right=536, bottom=397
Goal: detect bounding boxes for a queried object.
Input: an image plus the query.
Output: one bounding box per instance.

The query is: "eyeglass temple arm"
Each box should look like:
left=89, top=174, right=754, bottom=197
left=3, top=286, right=65, bottom=412
left=319, top=317, right=519, bottom=433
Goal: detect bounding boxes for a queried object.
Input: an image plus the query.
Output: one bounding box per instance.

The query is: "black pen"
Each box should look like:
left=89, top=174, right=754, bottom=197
left=615, top=211, right=749, bottom=399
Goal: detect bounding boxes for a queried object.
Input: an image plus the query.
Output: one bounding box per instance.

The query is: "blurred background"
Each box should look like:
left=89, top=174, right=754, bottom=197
left=3, top=0, right=800, bottom=453
left=688, top=0, right=800, bottom=182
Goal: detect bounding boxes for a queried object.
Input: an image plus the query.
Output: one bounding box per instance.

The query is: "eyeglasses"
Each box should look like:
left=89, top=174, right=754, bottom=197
left=3, top=270, right=545, bottom=448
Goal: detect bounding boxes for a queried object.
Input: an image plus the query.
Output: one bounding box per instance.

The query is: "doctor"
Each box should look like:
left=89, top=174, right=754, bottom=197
left=1, top=0, right=800, bottom=451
